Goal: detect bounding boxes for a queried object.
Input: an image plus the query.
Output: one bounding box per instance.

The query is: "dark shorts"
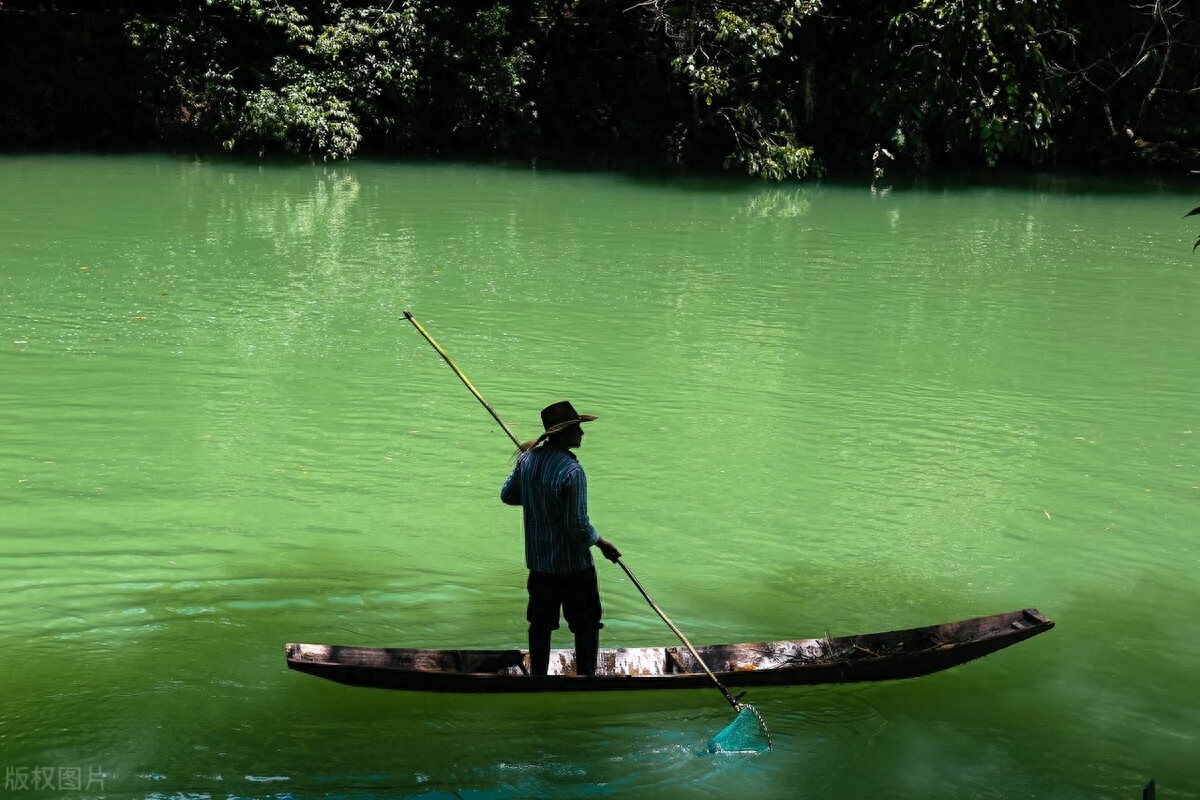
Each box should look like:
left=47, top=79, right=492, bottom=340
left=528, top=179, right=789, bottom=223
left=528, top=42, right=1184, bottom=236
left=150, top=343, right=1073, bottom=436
left=526, top=567, right=603, bottom=634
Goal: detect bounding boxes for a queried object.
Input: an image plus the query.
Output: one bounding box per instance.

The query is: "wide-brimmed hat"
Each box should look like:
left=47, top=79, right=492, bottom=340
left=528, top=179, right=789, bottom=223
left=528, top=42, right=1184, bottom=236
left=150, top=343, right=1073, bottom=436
left=540, top=400, right=597, bottom=436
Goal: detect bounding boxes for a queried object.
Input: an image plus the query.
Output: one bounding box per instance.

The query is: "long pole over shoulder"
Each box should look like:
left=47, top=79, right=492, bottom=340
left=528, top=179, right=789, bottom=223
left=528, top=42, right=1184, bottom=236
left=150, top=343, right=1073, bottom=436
left=405, top=308, right=734, bottom=707
left=402, top=309, right=769, bottom=750
left=403, top=310, right=523, bottom=451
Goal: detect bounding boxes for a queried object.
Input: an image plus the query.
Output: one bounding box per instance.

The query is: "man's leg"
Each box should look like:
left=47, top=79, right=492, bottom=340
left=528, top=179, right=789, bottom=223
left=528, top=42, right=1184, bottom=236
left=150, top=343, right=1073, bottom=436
left=528, top=628, right=552, bottom=676
left=573, top=628, right=599, bottom=676
left=526, top=570, right=560, bottom=676
left=563, top=566, right=604, bottom=676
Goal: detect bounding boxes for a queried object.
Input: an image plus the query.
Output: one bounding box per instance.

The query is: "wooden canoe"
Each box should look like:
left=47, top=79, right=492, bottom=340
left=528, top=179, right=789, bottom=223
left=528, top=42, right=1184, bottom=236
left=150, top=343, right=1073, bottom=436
left=285, top=608, right=1053, bottom=693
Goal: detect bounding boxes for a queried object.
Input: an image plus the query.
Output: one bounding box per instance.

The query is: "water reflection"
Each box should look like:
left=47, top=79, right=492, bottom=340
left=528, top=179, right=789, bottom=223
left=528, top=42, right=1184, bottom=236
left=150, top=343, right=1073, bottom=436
left=736, top=187, right=815, bottom=219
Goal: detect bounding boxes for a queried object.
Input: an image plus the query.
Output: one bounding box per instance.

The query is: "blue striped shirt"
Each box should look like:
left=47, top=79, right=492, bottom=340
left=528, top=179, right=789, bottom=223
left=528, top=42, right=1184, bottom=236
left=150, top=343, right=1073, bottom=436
left=500, top=445, right=600, bottom=573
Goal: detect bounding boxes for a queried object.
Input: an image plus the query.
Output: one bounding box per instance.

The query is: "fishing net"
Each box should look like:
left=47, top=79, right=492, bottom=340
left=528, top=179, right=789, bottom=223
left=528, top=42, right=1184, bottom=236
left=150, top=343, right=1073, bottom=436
left=706, top=704, right=772, bottom=754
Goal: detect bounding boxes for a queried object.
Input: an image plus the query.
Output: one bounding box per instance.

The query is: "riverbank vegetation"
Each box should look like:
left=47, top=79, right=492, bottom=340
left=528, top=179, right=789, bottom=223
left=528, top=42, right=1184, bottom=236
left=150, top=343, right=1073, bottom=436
left=1, top=0, right=1197, bottom=179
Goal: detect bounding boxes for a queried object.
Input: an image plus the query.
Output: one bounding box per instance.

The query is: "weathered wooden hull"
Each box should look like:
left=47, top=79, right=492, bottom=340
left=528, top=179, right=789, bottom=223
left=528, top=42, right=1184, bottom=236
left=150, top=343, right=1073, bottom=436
left=285, top=608, right=1053, bottom=693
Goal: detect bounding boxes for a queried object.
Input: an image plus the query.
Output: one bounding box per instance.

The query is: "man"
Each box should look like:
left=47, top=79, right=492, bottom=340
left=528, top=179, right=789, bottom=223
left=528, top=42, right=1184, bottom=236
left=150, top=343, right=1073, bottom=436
left=501, top=400, right=621, bottom=676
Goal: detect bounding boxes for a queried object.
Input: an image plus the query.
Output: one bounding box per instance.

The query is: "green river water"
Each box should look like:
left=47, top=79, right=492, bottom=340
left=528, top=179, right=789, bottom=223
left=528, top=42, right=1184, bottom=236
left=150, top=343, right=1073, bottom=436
left=2, top=154, right=1198, bottom=799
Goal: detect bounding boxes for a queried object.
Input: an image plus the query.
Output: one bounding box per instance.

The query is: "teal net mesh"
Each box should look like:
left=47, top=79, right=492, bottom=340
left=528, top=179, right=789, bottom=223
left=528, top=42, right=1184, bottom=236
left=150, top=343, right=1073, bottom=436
left=705, top=705, right=772, bottom=754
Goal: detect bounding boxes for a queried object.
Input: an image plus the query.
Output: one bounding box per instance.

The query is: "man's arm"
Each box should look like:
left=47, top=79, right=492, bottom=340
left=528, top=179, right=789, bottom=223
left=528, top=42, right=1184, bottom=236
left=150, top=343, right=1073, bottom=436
left=500, top=468, right=521, bottom=506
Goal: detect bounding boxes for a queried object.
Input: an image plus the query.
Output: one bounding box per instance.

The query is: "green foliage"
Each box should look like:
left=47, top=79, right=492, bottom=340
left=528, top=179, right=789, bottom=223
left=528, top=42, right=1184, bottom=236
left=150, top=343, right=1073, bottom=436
left=644, top=0, right=822, bottom=179
left=235, top=65, right=362, bottom=157
left=878, top=0, right=1065, bottom=168
left=10, top=0, right=1189, bottom=175
left=418, top=3, right=535, bottom=151
left=126, top=1, right=531, bottom=160
left=722, top=107, right=815, bottom=181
